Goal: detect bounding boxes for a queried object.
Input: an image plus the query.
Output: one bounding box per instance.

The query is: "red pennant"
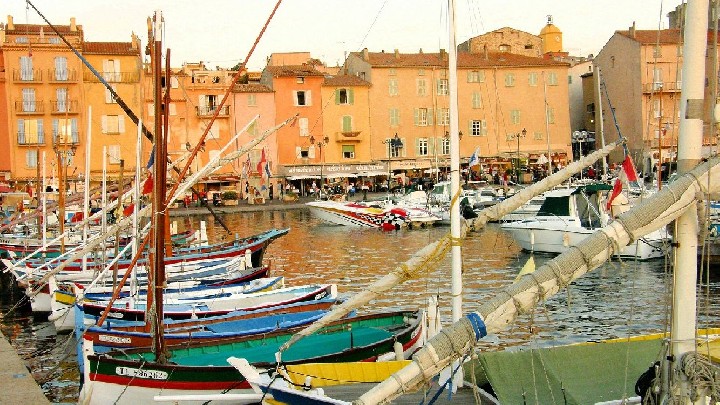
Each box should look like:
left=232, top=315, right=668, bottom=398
left=621, top=155, right=638, bottom=183
left=123, top=204, right=135, bottom=216
left=142, top=175, right=153, bottom=195
left=606, top=178, right=623, bottom=211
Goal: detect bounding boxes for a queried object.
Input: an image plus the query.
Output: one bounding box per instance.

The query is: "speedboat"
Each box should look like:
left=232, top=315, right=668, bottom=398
left=306, top=200, right=440, bottom=230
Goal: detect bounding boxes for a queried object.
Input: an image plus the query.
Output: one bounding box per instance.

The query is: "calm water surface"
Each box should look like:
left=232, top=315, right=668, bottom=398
left=1, top=208, right=719, bottom=403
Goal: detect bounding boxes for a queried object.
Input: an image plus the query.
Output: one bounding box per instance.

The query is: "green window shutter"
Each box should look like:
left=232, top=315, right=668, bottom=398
left=414, top=109, right=419, bottom=126
left=348, top=89, right=354, bottom=104
left=468, top=120, right=473, bottom=136
left=335, top=89, right=340, bottom=105
left=429, top=137, right=436, bottom=155
left=427, top=108, right=434, bottom=125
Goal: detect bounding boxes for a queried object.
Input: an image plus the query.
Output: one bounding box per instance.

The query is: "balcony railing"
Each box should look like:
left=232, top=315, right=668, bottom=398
left=53, top=133, right=80, bottom=145
left=47, top=69, right=79, bottom=82
left=17, top=132, right=45, bottom=145
left=50, top=100, right=79, bottom=114
left=195, top=105, right=230, bottom=117
left=335, top=131, right=363, bottom=143
left=14, top=100, right=45, bottom=114
left=12, top=69, right=43, bottom=82
left=83, top=71, right=140, bottom=83
left=642, top=81, right=682, bottom=93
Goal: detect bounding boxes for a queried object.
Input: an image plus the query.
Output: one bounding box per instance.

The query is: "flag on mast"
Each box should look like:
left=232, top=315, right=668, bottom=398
left=468, top=147, right=481, bottom=168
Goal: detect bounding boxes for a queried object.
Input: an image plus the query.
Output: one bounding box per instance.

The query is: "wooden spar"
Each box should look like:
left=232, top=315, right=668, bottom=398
left=113, top=159, right=124, bottom=288
left=163, top=45, right=173, bottom=258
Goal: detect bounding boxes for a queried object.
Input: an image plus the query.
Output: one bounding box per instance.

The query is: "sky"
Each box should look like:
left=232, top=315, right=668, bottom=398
left=7, top=0, right=681, bottom=70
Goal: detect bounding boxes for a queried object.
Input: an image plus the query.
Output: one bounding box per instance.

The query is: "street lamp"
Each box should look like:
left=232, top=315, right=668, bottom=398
left=382, top=133, right=404, bottom=192
left=52, top=140, right=77, bottom=253
left=511, top=128, right=526, bottom=184
left=310, top=135, right=329, bottom=198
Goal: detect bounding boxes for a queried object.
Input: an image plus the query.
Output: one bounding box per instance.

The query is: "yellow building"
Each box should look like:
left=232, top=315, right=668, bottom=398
left=539, top=15, right=563, bottom=54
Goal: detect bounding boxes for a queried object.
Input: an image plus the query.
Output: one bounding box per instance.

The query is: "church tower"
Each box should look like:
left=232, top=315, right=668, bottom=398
left=539, top=15, right=563, bottom=53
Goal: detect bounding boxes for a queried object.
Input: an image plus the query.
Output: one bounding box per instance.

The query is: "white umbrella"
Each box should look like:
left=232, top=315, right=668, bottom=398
left=536, top=154, right=549, bottom=165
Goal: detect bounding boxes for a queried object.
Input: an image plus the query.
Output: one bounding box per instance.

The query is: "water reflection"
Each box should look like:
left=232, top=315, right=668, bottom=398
left=1, top=208, right=719, bottom=403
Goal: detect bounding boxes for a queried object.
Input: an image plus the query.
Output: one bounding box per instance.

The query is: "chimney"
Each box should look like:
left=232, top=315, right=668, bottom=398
left=440, top=48, right=447, bottom=60
left=629, top=21, right=636, bottom=38
left=70, top=17, right=77, bottom=31
left=7, top=15, right=14, bottom=30
left=362, top=48, right=369, bottom=61
left=131, top=32, right=139, bottom=50
left=394, top=49, right=399, bottom=59
left=483, top=44, right=488, bottom=60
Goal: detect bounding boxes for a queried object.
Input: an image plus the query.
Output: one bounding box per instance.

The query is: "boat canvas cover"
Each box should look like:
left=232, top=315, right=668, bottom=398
left=472, top=338, right=660, bottom=404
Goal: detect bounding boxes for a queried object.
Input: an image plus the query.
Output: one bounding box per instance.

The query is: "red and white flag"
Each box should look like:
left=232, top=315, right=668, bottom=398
left=606, top=178, right=623, bottom=211
left=621, top=155, right=639, bottom=185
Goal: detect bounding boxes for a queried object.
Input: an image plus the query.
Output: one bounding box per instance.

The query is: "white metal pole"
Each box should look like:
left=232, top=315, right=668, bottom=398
left=672, top=0, right=706, bottom=402
left=82, top=106, right=91, bottom=273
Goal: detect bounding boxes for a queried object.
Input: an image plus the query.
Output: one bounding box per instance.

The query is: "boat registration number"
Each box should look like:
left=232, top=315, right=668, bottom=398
left=116, top=367, right=168, bottom=380
left=98, top=335, right=132, bottom=344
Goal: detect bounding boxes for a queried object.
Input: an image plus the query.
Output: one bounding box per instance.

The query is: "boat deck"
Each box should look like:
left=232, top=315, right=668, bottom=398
left=320, top=382, right=497, bottom=404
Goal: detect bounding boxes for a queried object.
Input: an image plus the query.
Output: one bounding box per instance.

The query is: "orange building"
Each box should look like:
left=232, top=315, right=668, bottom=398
left=345, top=48, right=572, bottom=177
left=0, top=15, right=143, bottom=192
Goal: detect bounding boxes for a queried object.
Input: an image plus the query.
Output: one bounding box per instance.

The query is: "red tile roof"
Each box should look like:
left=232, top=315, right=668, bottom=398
left=352, top=50, right=567, bottom=68
left=616, top=28, right=720, bottom=45
left=264, top=64, right=325, bottom=77
left=323, top=74, right=370, bottom=86
left=5, top=23, right=82, bottom=35
left=84, top=42, right=139, bottom=55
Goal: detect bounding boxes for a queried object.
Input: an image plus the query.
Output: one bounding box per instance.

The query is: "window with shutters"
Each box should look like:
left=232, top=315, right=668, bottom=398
left=342, top=116, right=353, bottom=132
left=548, top=72, right=559, bottom=86
left=26, top=150, right=38, bottom=168
left=467, top=70, right=484, bottom=83
left=294, top=90, right=310, bottom=106
left=534, top=131, right=543, bottom=140
left=471, top=92, right=482, bottom=109
left=438, top=108, right=450, bottom=126
left=20, top=56, right=33, bottom=81
left=56, top=88, right=68, bottom=112
left=102, top=59, right=121, bottom=82
left=528, top=72, right=538, bottom=86
left=389, top=108, right=400, bottom=126
left=336, top=88, right=354, bottom=105
left=510, top=109, right=521, bottom=124
left=298, top=118, right=309, bottom=137
left=108, top=145, right=122, bottom=164
left=342, top=145, right=356, bottom=159
left=389, top=78, right=399, bottom=96
left=546, top=107, right=555, bottom=124
left=440, top=137, right=450, bottom=155
left=105, top=84, right=118, bottom=104
left=505, top=73, right=515, bottom=87
left=248, top=94, right=257, bottom=106
left=437, top=79, right=449, bottom=95
left=417, top=79, right=427, bottom=96
left=416, top=108, right=429, bottom=126
left=470, top=120, right=487, bottom=137
left=102, top=115, right=124, bottom=134
left=17, top=119, right=44, bottom=144
left=54, top=57, right=68, bottom=81
left=417, top=138, right=429, bottom=156
left=22, top=88, right=36, bottom=112
left=53, top=118, right=79, bottom=143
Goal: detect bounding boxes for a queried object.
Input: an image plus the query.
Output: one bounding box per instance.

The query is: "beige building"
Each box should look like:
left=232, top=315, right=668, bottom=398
left=594, top=25, right=719, bottom=170
left=459, top=27, right=542, bottom=58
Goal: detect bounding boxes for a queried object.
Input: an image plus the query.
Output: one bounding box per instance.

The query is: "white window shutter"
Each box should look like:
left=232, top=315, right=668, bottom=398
left=306, top=90, right=312, bottom=106
left=309, top=145, right=316, bottom=159
left=295, top=146, right=302, bottom=158
left=101, top=115, right=108, bottom=134
left=118, top=116, right=125, bottom=133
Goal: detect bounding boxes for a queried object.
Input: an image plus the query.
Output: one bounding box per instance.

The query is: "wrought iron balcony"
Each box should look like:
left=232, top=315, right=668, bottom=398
left=12, top=69, right=43, bottom=82
left=50, top=100, right=79, bottom=114
left=14, top=100, right=45, bottom=114
left=17, top=132, right=45, bottom=146
left=83, top=70, right=140, bottom=83
left=195, top=105, right=230, bottom=117
left=48, top=69, right=79, bottom=82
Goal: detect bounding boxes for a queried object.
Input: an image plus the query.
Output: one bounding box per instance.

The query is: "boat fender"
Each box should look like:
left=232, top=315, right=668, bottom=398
left=394, top=341, right=403, bottom=360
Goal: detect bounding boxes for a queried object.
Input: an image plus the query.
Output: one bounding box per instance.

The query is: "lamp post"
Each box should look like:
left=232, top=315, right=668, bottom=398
left=512, top=128, right=526, bottom=184
left=53, top=139, right=77, bottom=253
left=382, top=133, right=403, bottom=193
left=310, top=135, right=329, bottom=198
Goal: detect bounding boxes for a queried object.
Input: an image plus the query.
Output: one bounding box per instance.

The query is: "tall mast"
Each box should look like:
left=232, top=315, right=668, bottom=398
left=670, top=0, right=706, bottom=400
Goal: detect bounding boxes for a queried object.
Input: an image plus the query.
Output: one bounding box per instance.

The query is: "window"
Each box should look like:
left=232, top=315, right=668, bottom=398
left=437, top=79, right=449, bottom=95
left=56, top=88, right=68, bottom=112
left=389, top=108, right=400, bottom=126
left=298, top=117, right=309, bottom=137
left=499, top=44, right=511, bottom=52
left=470, top=120, right=487, bottom=137
left=53, top=118, right=79, bottom=143
left=505, top=73, right=515, bottom=87
left=438, top=108, right=450, bottom=126
left=389, top=68, right=397, bottom=76
left=26, top=150, right=38, bottom=168
left=467, top=70, right=484, bottom=83
left=417, top=78, right=427, bottom=96
left=387, top=136, right=404, bottom=158
left=168, top=103, right=177, bottom=116
left=342, top=116, right=353, bottom=132
left=170, top=76, right=179, bottom=88
left=653, top=99, right=661, bottom=118
left=418, top=69, right=425, bottom=76
left=15, top=37, right=29, bottom=44
left=510, top=109, right=521, bottom=125
left=105, top=84, right=117, bottom=104
left=336, top=88, right=354, bottom=105
left=417, top=138, right=429, bottom=156
left=440, top=137, right=450, bottom=155
left=414, top=108, right=432, bottom=126
left=389, top=78, right=399, bottom=96
left=248, top=94, right=257, bottom=106
left=342, top=145, right=356, bottom=159
left=528, top=72, right=538, bottom=87
left=17, top=119, right=44, bottom=144
left=20, top=56, right=33, bottom=81
left=546, top=107, right=555, bottom=124
left=199, top=94, right=219, bottom=114
left=54, top=57, right=68, bottom=81
left=48, top=37, right=61, bottom=44
left=471, top=92, right=482, bottom=109
left=22, top=88, right=36, bottom=112
left=102, top=115, right=125, bottom=134
left=653, top=46, right=662, bottom=58
left=534, top=131, right=543, bottom=140
left=294, top=90, right=311, bottom=106
left=676, top=69, right=682, bottom=88
left=202, top=121, right=220, bottom=139
left=548, top=72, right=559, bottom=86
left=296, top=77, right=304, bottom=84
left=102, top=59, right=121, bottom=82
left=505, top=133, right=516, bottom=141
left=108, top=145, right=122, bottom=164
left=653, top=68, right=663, bottom=90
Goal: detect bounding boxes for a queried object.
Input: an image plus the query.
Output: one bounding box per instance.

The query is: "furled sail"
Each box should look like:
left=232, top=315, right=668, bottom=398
left=355, top=156, right=720, bottom=405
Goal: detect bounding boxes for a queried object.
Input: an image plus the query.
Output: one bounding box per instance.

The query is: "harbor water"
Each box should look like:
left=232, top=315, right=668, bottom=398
left=1, top=208, right=719, bottom=403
